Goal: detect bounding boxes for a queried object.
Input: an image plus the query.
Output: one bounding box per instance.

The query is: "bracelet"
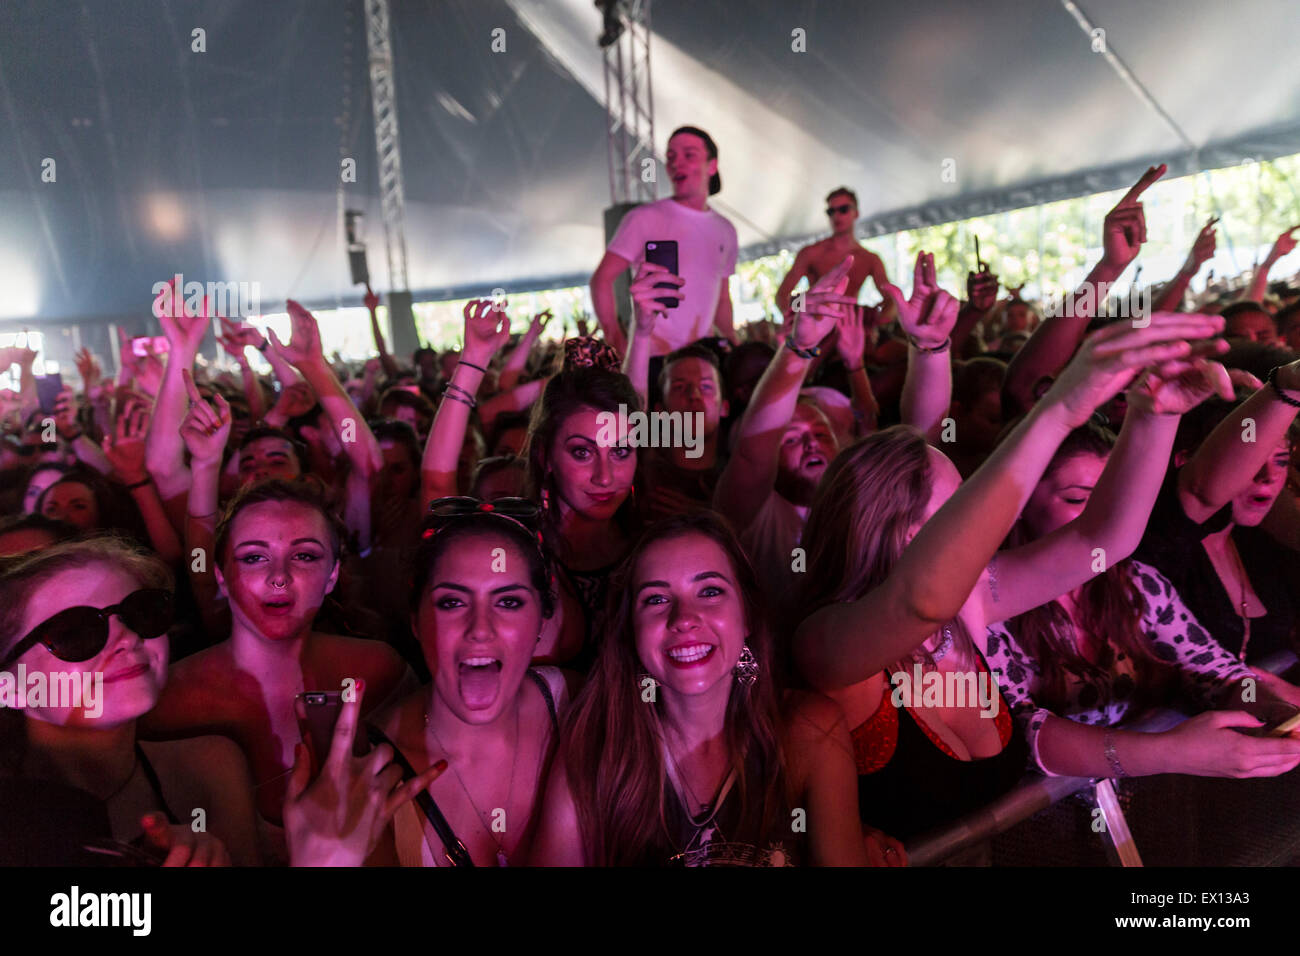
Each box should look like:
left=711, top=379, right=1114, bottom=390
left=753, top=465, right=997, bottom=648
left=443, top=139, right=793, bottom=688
left=124, top=477, right=152, bottom=491
left=444, top=381, right=478, bottom=405
left=908, top=335, right=951, bottom=354
left=256, top=339, right=270, bottom=352
left=1266, top=366, right=1300, bottom=408
left=1103, top=729, right=1128, bottom=778
left=784, top=338, right=821, bottom=360
left=458, top=359, right=487, bottom=374
left=187, top=510, right=219, bottom=521
left=441, top=385, right=477, bottom=410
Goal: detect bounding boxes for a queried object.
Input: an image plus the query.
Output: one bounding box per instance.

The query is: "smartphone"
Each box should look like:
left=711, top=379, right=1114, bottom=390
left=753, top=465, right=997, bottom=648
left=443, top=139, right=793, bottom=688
left=35, top=373, right=62, bottom=415
left=1267, top=710, right=1300, bottom=738
left=131, top=336, right=169, bottom=358
left=296, top=691, right=370, bottom=773
left=644, top=240, right=680, bottom=310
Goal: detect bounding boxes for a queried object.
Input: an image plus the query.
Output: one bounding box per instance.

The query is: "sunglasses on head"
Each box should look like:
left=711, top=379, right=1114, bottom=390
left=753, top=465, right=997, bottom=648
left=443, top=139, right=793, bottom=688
left=0, top=589, right=173, bottom=669
left=826, top=203, right=853, bottom=217
left=424, top=496, right=540, bottom=537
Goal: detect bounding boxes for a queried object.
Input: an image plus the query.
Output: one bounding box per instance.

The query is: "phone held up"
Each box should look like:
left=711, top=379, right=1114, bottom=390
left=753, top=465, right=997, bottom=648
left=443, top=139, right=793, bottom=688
left=644, top=240, right=680, bottom=310
left=296, top=691, right=370, bottom=775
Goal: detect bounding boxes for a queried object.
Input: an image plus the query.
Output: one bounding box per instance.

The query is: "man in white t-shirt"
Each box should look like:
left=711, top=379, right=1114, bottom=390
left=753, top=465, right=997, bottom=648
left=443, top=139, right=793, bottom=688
left=590, top=126, right=739, bottom=357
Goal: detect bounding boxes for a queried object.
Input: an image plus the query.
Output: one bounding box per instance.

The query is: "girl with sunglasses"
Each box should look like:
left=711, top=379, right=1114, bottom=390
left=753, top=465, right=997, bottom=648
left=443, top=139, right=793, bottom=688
left=289, top=497, right=574, bottom=866
left=0, top=537, right=259, bottom=865
left=140, top=480, right=414, bottom=862
left=532, top=512, right=867, bottom=866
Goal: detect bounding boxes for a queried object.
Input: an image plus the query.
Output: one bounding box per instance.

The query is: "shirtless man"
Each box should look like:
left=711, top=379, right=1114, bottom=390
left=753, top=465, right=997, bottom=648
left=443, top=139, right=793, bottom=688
left=776, top=187, right=888, bottom=317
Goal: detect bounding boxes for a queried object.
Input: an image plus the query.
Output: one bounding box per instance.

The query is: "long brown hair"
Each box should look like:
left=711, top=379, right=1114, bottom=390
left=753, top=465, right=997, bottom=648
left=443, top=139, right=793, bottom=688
left=794, top=425, right=976, bottom=673
left=1002, top=423, right=1173, bottom=711
left=523, top=365, right=644, bottom=557
left=560, top=512, right=787, bottom=866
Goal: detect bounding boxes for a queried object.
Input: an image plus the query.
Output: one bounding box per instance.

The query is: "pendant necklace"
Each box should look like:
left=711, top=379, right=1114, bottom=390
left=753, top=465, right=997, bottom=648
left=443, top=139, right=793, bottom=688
left=424, top=699, right=519, bottom=867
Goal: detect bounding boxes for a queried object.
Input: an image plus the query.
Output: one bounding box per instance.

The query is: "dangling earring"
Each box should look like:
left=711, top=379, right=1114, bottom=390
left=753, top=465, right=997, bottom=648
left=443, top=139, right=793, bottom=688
left=734, top=644, right=759, bottom=686
left=541, top=485, right=551, bottom=513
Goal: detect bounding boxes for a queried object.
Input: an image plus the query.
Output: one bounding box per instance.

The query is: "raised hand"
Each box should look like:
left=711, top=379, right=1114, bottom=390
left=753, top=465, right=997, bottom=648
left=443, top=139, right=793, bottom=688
left=880, top=252, right=958, bottom=348
left=789, top=255, right=857, bottom=352
left=269, top=381, right=316, bottom=422
left=1045, top=311, right=1225, bottom=427
left=154, top=278, right=211, bottom=356
left=1266, top=226, right=1298, bottom=265
left=364, top=284, right=380, bottom=313
left=1127, top=349, right=1234, bottom=417
left=284, top=681, right=447, bottom=867
left=967, top=270, right=1000, bottom=313
left=103, top=398, right=153, bottom=484
left=835, top=305, right=868, bottom=368
left=218, top=316, right=266, bottom=355
left=74, top=348, right=101, bottom=391
left=0, top=345, right=38, bottom=370
left=527, top=308, right=554, bottom=340
left=630, top=262, right=684, bottom=338
left=461, top=298, right=512, bottom=363
left=1101, top=164, right=1165, bottom=273
left=269, top=301, right=326, bottom=369
left=1184, top=217, right=1218, bottom=272
left=179, top=369, right=232, bottom=465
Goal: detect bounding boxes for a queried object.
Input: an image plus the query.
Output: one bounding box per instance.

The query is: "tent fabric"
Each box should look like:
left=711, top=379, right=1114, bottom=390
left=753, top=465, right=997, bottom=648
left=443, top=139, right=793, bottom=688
left=2, top=0, right=1298, bottom=326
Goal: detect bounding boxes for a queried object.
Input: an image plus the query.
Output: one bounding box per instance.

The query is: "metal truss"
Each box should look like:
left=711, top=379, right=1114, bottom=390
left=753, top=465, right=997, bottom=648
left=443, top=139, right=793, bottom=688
left=364, top=0, right=410, bottom=292
left=602, top=0, right=656, bottom=205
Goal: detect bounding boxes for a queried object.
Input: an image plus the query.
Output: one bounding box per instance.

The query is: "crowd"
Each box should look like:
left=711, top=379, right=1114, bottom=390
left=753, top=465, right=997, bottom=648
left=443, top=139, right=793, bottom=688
left=2, top=126, right=1300, bottom=867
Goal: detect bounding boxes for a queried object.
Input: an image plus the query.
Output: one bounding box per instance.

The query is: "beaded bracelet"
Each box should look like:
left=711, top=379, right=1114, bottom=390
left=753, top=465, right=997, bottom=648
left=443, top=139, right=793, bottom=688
left=784, top=338, right=821, bottom=360
left=1267, top=366, right=1300, bottom=408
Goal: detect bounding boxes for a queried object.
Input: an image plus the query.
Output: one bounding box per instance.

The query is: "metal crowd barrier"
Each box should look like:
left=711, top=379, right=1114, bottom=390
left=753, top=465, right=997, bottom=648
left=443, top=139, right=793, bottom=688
left=906, top=649, right=1300, bottom=867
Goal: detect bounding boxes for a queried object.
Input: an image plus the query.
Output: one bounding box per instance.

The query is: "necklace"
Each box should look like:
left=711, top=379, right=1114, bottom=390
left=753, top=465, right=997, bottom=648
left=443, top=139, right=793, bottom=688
left=931, top=623, right=954, bottom=663
left=423, top=698, right=519, bottom=867
left=1227, top=538, right=1253, bottom=662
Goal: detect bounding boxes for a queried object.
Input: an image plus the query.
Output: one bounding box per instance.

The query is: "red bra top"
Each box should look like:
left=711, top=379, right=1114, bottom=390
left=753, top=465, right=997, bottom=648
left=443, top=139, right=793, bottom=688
left=851, top=660, right=1014, bottom=774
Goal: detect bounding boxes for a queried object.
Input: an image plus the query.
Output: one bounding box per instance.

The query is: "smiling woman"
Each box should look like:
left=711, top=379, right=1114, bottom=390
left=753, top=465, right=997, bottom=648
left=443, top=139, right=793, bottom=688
left=530, top=511, right=868, bottom=867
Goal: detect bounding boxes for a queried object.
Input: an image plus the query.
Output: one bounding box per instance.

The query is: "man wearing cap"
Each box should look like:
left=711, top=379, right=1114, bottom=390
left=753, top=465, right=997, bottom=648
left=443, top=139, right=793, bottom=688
left=591, top=126, right=739, bottom=357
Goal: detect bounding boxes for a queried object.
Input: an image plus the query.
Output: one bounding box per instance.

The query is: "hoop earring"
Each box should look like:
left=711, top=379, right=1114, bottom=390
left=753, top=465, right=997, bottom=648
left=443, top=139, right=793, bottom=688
left=734, top=644, right=759, bottom=686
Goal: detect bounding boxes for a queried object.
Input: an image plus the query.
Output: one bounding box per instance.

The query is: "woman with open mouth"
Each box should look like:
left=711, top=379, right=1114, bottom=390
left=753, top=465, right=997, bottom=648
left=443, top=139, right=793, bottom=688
left=291, top=497, right=573, bottom=867
left=0, top=537, right=257, bottom=865
left=532, top=511, right=868, bottom=866
left=140, top=480, right=414, bottom=864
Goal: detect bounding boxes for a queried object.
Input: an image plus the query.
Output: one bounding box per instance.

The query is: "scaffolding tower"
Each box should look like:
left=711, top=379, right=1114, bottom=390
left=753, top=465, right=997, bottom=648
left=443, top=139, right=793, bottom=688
left=364, top=0, right=410, bottom=294
left=601, top=0, right=656, bottom=205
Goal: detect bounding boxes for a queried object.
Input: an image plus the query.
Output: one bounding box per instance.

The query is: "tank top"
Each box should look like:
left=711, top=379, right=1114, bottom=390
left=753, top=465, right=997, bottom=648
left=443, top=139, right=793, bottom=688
left=631, top=749, right=803, bottom=867
left=387, top=668, right=560, bottom=867
left=852, top=654, right=1027, bottom=841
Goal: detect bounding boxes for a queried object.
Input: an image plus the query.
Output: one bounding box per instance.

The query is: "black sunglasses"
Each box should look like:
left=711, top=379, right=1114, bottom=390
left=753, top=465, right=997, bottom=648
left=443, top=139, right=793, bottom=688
left=826, top=203, right=854, bottom=216
left=0, top=589, right=173, bottom=669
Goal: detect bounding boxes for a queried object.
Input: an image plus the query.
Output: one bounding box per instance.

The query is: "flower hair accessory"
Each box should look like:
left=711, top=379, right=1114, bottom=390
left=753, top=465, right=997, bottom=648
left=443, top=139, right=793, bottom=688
left=563, top=337, right=622, bottom=372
